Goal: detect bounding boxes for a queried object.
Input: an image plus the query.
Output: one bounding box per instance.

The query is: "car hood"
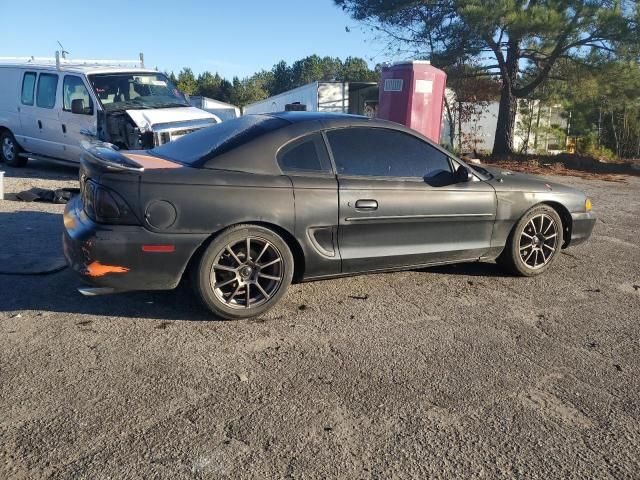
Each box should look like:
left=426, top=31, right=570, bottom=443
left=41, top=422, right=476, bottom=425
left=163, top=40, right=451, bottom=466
left=481, top=166, right=583, bottom=195
left=125, top=106, right=220, bottom=131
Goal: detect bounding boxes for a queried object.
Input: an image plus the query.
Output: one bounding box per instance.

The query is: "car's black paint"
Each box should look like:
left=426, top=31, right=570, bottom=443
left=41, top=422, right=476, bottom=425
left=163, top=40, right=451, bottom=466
left=63, top=112, right=596, bottom=299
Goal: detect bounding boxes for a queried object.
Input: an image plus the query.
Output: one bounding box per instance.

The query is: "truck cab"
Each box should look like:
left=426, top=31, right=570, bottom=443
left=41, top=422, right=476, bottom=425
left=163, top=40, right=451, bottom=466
left=0, top=54, right=220, bottom=167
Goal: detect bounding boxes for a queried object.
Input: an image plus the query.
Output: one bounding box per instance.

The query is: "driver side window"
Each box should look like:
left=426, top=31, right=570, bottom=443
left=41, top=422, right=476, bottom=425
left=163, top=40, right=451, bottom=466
left=326, top=127, right=452, bottom=179
left=63, top=76, right=93, bottom=114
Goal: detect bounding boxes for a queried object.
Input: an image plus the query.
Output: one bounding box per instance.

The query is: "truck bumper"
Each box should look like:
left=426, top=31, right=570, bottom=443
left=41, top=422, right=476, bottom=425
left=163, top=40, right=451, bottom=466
left=568, top=211, right=596, bottom=247
left=63, top=195, right=208, bottom=292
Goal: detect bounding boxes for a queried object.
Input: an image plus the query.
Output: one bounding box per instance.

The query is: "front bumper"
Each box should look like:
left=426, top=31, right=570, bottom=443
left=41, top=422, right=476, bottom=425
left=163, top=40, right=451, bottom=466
left=63, top=195, right=208, bottom=292
left=568, top=211, right=596, bottom=247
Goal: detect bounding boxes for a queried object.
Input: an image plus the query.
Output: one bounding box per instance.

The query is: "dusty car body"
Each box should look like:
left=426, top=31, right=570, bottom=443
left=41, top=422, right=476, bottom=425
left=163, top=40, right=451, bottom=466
left=63, top=112, right=595, bottom=319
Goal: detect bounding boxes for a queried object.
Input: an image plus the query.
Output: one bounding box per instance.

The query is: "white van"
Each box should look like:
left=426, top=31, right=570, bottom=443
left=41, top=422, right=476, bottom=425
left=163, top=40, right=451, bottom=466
left=0, top=53, right=220, bottom=167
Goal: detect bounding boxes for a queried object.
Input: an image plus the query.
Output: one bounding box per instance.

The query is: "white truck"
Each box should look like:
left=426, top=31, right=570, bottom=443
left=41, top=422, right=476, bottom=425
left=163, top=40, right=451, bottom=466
left=0, top=53, right=220, bottom=167
left=242, top=81, right=378, bottom=117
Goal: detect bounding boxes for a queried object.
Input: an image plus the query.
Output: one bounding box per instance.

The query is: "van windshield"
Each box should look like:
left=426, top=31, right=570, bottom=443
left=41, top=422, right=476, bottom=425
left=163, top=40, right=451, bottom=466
left=88, top=72, right=189, bottom=111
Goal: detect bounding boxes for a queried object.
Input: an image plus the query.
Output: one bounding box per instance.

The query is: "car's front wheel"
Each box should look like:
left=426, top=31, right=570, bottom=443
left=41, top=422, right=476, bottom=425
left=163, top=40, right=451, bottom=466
left=193, top=225, right=294, bottom=320
left=497, top=205, right=564, bottom=276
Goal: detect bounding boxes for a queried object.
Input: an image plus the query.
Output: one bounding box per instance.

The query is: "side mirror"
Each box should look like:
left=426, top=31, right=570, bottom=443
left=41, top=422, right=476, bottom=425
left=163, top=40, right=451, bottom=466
left=455, top=165, right=473, bottom=183
left=71, top=98, right=86, bottom=114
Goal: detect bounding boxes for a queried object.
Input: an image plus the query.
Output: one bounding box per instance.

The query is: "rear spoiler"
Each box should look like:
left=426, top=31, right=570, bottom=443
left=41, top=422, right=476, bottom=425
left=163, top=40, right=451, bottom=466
left=81, top=145, right=145, bottom=172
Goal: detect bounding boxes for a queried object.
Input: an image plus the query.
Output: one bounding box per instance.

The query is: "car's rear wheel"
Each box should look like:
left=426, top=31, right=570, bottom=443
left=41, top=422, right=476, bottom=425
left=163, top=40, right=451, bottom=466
left=193, top=225, right=294, bottom=320
left=497, top=205, right=563, bottom=276
left=0, top=131, right=27, bottom=167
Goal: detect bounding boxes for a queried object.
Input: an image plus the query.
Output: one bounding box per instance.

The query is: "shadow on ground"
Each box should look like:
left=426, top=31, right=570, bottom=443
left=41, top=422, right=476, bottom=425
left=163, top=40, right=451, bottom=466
left=0, top=210, right=67, bottom=274
left=1, top=158, right=78, bottom=181
left=1, top=258, right=511, bottom=322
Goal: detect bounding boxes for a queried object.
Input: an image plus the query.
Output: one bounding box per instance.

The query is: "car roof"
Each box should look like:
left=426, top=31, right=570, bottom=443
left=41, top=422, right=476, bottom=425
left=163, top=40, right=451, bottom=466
left=267, top=111, right=371, bottom=126
left=152, top=112, right=440, bottom=176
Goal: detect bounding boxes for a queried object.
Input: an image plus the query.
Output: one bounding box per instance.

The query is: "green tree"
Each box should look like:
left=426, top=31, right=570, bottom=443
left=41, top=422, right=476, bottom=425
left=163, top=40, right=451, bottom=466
left=166, top=71, right=178, bottom=85
left=339, top=56, right=379, bottom=81
left=229, top=73, right=271, bottom=108
left=291, top=55, right=344, bottom=85
left=172, top=56, right=378, bottom=110
left=195, top=71, right=232, bottom=102
left=269, top=60, right=294, bottom=95
left=176, top=68, right=197, bottom=95
left=558, top=56, right=640, bottom=158
left=335, top=0, right=638, bottom=154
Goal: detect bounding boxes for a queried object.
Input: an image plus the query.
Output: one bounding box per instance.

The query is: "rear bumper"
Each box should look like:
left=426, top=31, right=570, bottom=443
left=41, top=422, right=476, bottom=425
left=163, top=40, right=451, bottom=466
left=63, top=195, right=208, bottom=292
left=568, top=211, right=596, bottom=247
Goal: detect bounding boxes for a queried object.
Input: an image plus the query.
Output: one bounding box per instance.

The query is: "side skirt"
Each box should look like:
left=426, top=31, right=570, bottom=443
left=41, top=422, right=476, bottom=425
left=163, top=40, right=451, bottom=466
left=300, top=257, right=485, bottom=282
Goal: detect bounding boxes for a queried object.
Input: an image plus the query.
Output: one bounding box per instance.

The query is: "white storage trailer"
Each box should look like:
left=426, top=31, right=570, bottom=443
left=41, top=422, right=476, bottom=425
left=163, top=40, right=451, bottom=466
left=242, top=81, right=378, bottom=116
left=189, top=96, right=240, bottom=121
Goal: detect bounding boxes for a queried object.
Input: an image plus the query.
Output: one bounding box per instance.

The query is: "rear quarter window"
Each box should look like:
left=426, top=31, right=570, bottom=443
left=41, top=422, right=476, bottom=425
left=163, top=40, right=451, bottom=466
left=277, top=134, right=332, bottom=174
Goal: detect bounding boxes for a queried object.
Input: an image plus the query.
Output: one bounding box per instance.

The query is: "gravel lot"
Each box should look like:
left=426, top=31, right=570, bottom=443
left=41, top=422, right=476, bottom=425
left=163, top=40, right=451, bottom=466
left=1, top=161, right=639, bottom=479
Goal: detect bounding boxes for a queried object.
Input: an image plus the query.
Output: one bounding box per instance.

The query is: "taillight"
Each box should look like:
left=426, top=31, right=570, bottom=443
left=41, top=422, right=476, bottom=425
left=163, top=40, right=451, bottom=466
left=82, top=179, right=139, bottom=225
left=83, top=179, right=97, bottom=219
left=96, top=188, right=121, bottom=219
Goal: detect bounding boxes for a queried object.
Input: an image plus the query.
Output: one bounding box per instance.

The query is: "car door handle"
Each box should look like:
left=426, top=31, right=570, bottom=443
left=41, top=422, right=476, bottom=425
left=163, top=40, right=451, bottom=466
left=61, top=124, right=66, bottom=134
left=355, top=199, right=378, bottom=210
left=37, top=120, right=42, bottom=129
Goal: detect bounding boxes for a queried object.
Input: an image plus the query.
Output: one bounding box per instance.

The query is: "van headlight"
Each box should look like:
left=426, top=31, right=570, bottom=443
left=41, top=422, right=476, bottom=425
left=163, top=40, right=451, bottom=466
left=585, top=198, right=592, bottom=212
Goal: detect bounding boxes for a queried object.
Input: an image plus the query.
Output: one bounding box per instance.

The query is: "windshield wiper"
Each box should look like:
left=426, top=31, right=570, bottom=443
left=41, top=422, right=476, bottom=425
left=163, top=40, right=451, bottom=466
left=105, top=99, right=155, bottom=111
left=152, top=102, right=191, bottom=109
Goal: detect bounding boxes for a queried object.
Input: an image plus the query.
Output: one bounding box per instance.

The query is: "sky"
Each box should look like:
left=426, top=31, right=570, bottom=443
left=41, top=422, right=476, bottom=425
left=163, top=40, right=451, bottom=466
left=2, top=0, right=388, bottom=79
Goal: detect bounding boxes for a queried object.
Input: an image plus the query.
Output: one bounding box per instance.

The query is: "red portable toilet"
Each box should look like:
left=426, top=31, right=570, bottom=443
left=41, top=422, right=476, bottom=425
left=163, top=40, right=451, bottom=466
left=377, top=61, right=447, bottom=143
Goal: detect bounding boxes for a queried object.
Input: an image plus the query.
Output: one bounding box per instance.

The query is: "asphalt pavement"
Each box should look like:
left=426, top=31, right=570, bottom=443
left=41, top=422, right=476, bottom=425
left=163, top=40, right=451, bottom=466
left=1, top=161, right=639, bottom=479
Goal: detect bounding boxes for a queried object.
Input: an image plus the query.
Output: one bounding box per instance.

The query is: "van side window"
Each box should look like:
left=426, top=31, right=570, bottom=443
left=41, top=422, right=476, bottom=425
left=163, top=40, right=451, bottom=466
left=63, top=76, right=93, bottom=114
left=36, top=73, right=58, bottom=109
left=21, top=72, right=37, bottom=105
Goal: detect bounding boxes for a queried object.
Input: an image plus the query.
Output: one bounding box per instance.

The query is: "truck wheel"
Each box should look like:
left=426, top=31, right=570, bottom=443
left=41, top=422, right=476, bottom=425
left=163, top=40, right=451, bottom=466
left=0, top=131, right=27, bottom=167
left=192, top=225, right=294, bottom=320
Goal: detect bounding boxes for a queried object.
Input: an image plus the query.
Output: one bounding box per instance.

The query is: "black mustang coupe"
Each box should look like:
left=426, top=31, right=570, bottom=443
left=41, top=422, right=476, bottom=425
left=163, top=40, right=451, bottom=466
left=63, top=112, right=595, bottom=319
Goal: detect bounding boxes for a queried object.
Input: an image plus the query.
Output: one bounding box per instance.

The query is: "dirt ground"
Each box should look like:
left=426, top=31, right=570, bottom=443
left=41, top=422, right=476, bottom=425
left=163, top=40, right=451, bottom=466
left=1, top=160, right=639, bottom=479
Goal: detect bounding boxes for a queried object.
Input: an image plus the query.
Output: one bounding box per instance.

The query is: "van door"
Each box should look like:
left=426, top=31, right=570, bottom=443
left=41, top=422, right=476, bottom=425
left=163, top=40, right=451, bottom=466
left=16, top=71, right=39, bottom=152
left=58, top=75, right=96, bottom=162
left=20, top=71, right=64, bottom=158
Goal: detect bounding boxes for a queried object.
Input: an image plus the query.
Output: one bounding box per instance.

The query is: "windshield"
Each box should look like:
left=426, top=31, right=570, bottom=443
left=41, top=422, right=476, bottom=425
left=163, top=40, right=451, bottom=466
left=88, top=72, right=189, bottom=111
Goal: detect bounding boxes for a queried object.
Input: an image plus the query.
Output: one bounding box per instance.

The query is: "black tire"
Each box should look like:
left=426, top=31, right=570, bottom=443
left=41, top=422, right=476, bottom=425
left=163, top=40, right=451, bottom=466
left=0, top=131, right=27, bottom=167
left=192, top=224, right=294, bottom=320
left=497, top=205, right=564, bottom=277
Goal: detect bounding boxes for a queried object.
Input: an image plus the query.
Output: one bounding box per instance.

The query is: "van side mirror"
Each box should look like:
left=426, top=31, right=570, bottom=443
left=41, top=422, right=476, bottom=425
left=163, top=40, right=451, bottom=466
left=455, top=165, right=473, bottom=183
left=71, top=98, right=87, bottom=115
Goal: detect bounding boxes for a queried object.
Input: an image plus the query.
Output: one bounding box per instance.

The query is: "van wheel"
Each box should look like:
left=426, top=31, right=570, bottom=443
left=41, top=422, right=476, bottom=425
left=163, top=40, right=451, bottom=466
left=0, top=131, right=27, bottom=167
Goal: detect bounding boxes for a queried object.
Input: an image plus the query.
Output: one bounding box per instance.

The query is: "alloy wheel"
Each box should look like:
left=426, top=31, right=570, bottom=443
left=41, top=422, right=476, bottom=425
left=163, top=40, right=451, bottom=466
left=518, top=213, right=559, bottom=269
left=210, top=236, right=284, bottom=309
